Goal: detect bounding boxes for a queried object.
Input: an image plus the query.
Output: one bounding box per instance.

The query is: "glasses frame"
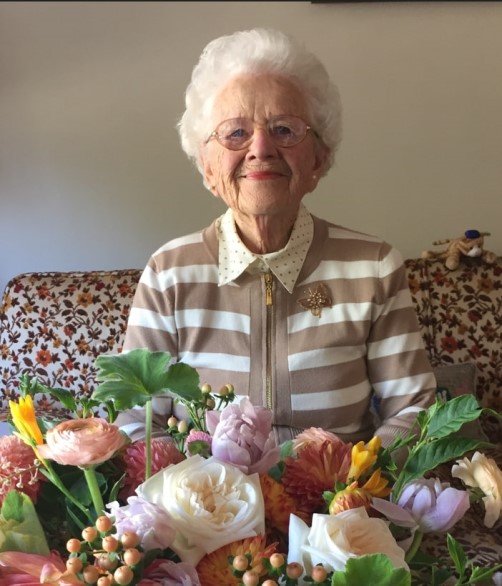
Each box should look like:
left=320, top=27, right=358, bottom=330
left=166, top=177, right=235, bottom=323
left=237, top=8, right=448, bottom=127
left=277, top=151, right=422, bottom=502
left=206, top=115, right=314, bottom=151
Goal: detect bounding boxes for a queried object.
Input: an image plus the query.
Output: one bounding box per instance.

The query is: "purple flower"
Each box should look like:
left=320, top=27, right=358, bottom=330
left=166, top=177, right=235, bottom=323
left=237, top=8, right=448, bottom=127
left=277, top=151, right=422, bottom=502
left=373, top=478, right=470, bottom=533
left=106, top=496, right=176, bottom=550
left=140, top=559, right=201, bottom=586
left=206, top=397, right=280, bottom=474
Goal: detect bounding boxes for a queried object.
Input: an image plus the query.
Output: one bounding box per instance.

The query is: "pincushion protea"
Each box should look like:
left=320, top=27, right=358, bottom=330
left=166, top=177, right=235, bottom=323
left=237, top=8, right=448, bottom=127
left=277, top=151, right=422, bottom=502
left=118, top=438, right=185, bottom=499
left=0, top=434, right=45, bottom=506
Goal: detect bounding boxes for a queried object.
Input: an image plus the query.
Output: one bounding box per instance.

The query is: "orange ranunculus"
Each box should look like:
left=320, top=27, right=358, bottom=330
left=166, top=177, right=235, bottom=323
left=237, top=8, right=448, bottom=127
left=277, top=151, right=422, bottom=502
left=36, top=418, right=127, bottom=467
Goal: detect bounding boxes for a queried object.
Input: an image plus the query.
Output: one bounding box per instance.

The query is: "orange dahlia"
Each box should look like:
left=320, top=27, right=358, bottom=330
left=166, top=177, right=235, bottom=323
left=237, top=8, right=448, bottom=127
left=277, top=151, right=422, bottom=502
left=196, top=535, right=278, bottom=586
left=282, top=439, right=352, bottom=513
left=260, top=473, right=308, bottom=535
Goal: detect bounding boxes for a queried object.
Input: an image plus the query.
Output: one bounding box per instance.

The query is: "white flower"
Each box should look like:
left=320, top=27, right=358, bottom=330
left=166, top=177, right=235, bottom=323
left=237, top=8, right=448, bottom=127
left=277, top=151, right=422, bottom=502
left=136, top=455, right=265, bottom=565
left=452, top=451, right=502, bottom=528
left=288, top=508, right=409, bottom=578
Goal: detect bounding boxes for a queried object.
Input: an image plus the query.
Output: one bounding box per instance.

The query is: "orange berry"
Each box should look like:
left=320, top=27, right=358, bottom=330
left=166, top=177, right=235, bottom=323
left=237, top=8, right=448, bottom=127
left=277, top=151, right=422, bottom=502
left=262, top=581, right=278, bottom=586
left=114, top=565, right=134, bottom=585
left=102, top=535, right=119, bottom=553
left=66, top=538, right=81, bottom=553
left=83, top=565, right=100, bottom=584
left=96, top=552, right=119, bottom=571
left=232, top=554, right=249, bottom=572
left=66, top=557, right=83, bottom=573
left=311, top=565, right=328, bottom=582
left=82, top=526, right=98, bottom=542
left=286, top=562, right=304, bottom=579
left=96, top=515, right=114, bottom=533
left=123, top=548, right=143, bottom=566
left=242, top=571, right=260, bottom=586
left=269, top=553, right=285, bottom=569
left=120, top=531, right=141, bottom=549
left=97, top=578, right=113, bottom=586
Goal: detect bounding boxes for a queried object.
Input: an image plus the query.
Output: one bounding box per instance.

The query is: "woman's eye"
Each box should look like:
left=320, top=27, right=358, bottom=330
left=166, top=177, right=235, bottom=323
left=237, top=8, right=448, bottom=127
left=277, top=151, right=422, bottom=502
left=228, top=128, right=248, bottom=139
left=272, top=125, right=294, bottom=136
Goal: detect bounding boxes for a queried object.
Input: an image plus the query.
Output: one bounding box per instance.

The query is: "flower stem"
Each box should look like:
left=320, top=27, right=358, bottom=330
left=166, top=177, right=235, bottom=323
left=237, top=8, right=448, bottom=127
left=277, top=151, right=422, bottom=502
left=83, top=466, right=105, bottom=518
left=405, top=530, right=424, bottom=563
left=145, top=399, right=153, bottom=480
left=40, top=460, right=93, bottom=522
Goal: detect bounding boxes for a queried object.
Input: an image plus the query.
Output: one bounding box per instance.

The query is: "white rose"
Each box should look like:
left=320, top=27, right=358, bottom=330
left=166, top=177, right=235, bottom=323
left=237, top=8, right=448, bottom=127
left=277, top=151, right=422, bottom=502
left=136, top=455, right=265, bottom=565
left=452, top=451, right=502, bottom=528
left=288, top=508, right=409, bottom=578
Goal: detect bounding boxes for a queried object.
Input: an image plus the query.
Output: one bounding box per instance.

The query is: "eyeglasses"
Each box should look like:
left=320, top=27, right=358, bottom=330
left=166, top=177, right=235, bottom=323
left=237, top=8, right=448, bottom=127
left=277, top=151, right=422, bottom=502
left=206, top=115, right=313, bottom=151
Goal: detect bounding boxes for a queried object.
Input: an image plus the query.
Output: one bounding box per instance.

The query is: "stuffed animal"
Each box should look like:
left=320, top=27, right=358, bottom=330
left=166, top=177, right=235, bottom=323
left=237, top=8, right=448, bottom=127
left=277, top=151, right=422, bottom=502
left=421, top=229, right=497, bottom=271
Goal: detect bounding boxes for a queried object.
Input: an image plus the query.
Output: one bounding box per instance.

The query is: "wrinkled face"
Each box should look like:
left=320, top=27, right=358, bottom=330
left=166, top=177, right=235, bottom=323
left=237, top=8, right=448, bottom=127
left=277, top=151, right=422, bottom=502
left=200, top=74, right=328, bottom=219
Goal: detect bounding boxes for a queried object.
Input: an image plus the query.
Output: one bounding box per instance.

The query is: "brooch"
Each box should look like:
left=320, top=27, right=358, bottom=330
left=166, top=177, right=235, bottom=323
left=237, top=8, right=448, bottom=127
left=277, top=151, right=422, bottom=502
left=297, top=283, right=332, bottom=318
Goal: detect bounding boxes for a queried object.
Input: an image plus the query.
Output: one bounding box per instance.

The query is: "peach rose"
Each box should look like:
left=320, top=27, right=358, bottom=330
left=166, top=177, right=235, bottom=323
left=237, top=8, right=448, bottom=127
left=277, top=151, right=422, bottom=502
left=452, top=451, right=502, bottom=528
left=37, top=418, right=127, bottom=467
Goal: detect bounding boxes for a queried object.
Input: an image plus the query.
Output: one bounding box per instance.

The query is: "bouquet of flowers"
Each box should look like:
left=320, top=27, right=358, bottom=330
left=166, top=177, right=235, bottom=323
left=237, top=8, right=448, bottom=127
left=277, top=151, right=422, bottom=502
left=1, top=349, right=501, bottom=585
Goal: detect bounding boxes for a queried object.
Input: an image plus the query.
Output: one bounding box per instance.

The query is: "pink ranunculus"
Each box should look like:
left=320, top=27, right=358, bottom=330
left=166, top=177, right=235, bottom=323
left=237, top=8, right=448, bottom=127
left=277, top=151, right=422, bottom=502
left=206, top=397, right=280, bottom=474
left=36, top=418, right=127, bottom=467
left=373, top=477, right=470, bottom=533
left=118, top=438, right=185, bottom=499
left=106, top=496, right=176, bottom=551
left=140, top=559, right=201, bottom=586
left=0, top=434, right=45, bottom=506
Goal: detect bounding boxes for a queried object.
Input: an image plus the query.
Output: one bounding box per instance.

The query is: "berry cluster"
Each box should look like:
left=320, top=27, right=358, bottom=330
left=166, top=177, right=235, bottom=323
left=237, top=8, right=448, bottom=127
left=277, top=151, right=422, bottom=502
left=65, top=515, right=143, bottom=585
left=230, top=552, right=332, bottom=586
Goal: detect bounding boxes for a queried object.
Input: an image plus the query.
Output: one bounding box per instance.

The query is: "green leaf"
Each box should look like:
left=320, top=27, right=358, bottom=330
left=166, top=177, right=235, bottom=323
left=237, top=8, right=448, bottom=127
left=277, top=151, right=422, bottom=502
left=91, top=349, right=200, bottom=410
left=446, top=534, right=466, bottom=577
left=331, top=555, right=411, bottom=586
left=426, top=395, right=483, bottom=439
left=1, top=490, right=25, bottom=523
left=396, top=437, right=485, bottom=495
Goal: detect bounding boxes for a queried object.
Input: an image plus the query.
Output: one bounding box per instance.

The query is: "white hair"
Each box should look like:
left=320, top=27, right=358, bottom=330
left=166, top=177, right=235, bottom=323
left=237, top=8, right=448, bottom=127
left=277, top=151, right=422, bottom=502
left=177, top=28, right=342, bottom=179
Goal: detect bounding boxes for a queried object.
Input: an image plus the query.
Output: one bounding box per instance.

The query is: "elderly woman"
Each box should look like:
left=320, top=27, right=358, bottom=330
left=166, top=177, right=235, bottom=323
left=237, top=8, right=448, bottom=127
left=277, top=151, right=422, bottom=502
left=117, top=28, right=436, bottom=445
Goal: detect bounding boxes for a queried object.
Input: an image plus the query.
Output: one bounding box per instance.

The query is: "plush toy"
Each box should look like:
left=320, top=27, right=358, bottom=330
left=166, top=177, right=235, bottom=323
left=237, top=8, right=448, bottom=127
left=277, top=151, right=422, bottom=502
left=421, top=229, right=497, bottom=271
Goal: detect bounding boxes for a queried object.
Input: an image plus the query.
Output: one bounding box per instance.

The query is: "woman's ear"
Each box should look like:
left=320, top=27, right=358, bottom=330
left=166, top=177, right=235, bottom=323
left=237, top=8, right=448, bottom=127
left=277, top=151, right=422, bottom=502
left=199, top=149, right=218, bottom=196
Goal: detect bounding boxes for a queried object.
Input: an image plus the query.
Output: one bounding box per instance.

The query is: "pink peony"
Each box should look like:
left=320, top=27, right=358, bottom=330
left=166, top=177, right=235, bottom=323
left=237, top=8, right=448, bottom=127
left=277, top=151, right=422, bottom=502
left=0, top=434, right=45, bottom=506
left=118, top=438, right=185, bottom=499
left=140, top=559, right=201, bottom=586
left=106, top=496, right=176, bottom=551
left=206, top=397, right=280, bottom=474
left=36, top=418, right=127, bottom=467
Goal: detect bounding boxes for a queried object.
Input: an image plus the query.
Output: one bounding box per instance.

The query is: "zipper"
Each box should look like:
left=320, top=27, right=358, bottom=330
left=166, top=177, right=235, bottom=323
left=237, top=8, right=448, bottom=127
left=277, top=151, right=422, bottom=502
left=264, top=272, right=273, bottom=409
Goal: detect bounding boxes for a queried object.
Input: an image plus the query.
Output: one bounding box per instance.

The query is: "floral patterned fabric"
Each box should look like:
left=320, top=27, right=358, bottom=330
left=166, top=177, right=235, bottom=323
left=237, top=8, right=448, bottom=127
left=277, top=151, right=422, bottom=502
left=405, top=256, right=502, bottom=445
left=0, top=269, right=142, bottom=416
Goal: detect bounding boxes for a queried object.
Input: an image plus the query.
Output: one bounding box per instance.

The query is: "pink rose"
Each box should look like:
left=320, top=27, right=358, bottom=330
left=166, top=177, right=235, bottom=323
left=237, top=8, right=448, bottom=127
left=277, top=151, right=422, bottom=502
left=206, top=397, right=280, bottom=474
left=37, top=418, right=127, bottom=467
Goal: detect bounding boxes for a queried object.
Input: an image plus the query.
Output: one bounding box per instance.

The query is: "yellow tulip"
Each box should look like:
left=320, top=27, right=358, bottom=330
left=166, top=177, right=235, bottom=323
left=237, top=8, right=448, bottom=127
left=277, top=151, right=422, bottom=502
left=9, top=395, right=44, bottom=446
left=347, top=436, right=381, bottom=480
left=362, top=468, right=391, bottom=498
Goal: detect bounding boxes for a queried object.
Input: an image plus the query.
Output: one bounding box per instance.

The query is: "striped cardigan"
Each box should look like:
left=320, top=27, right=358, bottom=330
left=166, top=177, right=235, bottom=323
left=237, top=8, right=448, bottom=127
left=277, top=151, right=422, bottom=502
left=118, top=213, right=436, bottom=445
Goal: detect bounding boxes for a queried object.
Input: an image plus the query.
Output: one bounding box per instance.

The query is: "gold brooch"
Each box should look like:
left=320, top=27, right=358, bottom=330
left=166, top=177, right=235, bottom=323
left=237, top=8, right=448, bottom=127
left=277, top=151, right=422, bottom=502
left=298, top=283, right=332, bottom=318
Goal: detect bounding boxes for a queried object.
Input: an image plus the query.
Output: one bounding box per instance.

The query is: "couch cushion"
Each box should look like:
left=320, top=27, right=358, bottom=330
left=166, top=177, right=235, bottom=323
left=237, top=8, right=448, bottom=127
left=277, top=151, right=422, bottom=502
left=0, top=269, right=142, bottom=415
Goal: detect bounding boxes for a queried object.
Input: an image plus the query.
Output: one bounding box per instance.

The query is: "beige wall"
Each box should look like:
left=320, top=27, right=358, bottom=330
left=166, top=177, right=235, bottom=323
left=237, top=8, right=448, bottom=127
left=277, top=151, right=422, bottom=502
left=1, top=1, right=502, bottom=294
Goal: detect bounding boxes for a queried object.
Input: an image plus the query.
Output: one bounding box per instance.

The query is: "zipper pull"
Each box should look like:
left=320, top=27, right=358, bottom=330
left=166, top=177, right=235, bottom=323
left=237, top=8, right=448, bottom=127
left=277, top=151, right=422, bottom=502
left=264, top=272, right=273, bottom=306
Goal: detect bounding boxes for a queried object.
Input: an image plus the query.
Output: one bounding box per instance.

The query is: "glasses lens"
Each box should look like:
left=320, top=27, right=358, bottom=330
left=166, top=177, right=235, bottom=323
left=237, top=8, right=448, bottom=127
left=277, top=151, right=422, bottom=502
left=268, top=116, right=308, bottom=147
left=212, top=116, right=310, bottom=150
left=215, top=118, right=254, bottom=150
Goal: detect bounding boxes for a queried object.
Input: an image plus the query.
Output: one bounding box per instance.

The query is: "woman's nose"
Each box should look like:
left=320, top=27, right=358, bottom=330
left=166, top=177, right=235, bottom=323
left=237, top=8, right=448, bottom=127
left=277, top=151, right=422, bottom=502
left=245, top=127, right=278, bottom=159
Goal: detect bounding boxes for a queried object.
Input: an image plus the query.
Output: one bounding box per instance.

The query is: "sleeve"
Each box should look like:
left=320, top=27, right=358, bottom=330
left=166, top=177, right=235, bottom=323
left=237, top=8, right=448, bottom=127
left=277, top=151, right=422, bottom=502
left=366, top=245, right=437, bottom=448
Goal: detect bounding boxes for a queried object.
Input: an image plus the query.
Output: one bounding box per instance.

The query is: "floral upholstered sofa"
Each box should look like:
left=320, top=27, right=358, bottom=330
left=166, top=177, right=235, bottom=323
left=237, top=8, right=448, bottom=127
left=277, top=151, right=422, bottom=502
left=1, top=258, right=501, bottom=563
